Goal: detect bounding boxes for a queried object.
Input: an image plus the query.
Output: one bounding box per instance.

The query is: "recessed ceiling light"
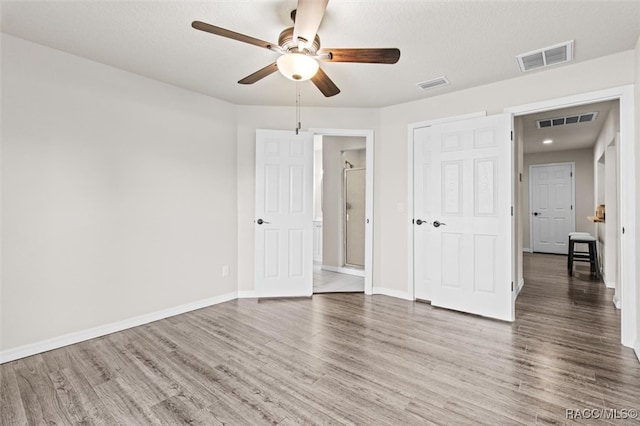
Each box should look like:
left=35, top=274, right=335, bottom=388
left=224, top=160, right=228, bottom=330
left=543, top=139, right=553, bottom=144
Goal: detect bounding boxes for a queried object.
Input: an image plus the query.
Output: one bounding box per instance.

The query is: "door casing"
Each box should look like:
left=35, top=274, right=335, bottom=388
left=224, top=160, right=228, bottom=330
left=310, top=128, right=374, bottom=295
left=408, top=85, right=635, bottom=348
left=505, top=85, right=636, bottom=348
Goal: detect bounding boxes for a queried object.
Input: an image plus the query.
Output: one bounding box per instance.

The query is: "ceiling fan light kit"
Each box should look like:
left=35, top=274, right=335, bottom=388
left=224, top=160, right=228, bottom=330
left=192, top=0, right=400, bottom=97
left=277, top=53, right=319, bottom=81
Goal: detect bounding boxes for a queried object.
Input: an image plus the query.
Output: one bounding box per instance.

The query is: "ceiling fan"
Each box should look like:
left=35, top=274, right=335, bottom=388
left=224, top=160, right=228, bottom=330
left=192, top=0, right=400, bottom=97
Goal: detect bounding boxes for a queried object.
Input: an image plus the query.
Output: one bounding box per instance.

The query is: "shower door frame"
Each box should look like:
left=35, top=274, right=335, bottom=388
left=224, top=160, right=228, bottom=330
left=343, top=166, right=366, bottom=269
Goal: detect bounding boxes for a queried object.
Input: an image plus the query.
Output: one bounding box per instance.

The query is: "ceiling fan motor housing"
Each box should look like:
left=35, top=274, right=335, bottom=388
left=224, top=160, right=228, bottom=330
left=278, top=27, right=321, bottom=55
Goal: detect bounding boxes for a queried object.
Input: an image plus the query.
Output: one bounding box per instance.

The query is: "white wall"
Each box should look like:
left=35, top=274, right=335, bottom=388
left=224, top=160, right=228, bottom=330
left=236, top=106, right=380, bottom=293
left=2, top=32, right=638, bottom=359
left=521, top=148, right=594, bottom=250
left=634, top=35, right=640, bottom=357
left=604, top=143, right=618, bottom=294
left=1, top=35, right=238, bottom=352
left=592, top=105, right=621, bottom=294
left=380, top=51, right=635, bottom=295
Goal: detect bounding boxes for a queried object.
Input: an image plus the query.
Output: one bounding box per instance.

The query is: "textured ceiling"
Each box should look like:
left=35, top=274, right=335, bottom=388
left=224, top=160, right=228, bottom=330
left=521, top=100, right=616, bottom=154
left=1, top=0, right=639, bottom=108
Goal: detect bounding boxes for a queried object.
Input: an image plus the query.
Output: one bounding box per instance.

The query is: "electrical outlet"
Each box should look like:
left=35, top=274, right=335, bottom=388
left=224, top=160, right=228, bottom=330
left=222, top=265, right=229, bottom=277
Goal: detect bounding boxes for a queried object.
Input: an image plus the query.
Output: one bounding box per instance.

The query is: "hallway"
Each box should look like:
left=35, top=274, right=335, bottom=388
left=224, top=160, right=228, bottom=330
left=518, top=252, right=639, bottom=422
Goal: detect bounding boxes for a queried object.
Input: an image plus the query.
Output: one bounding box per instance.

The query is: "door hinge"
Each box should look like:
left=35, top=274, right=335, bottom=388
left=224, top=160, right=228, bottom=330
left=519, top=173, right=522, bottom=182
left=511, top=206, right=514, bottom=216
left=510, top=131, right=513, bottom=141
left=622, top=227, right=625, bottom=234
left=570, top=171, right=573, bottom=177
left=511, top=281, right=514, bottom=291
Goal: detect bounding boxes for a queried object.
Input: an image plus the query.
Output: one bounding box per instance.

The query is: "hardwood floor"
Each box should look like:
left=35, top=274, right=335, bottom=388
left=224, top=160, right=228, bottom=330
left=2, top=253, right=639, bottom=425
left=313, top=266, right=364, bottom=293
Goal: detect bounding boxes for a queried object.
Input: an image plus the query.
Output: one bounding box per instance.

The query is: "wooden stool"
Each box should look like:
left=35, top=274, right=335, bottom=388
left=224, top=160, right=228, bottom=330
left=568, top=234, right=599, bottom=278
left=567, top=232, right=590, bottom=269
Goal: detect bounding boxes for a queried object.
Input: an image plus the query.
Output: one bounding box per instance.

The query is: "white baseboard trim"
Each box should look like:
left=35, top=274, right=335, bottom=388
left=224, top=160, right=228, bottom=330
left=321, top=265, right=365, bottom=277
left=237, top=291, right=257, bottom=298
left=372, top=287, right=413, bottom=301
left=515, top=278, right=525, bottom=297
left=603, top=276, right=616, bottom=289
left=522, top=248, right=532, bottom=253
left=613, top=294, right=621, bottom=309
left=0, top=291, right=238, bottom=364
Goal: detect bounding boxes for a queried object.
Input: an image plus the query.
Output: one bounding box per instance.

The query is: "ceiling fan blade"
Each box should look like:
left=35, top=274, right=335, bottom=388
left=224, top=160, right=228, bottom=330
left=238, top=63, right=279, bottom=85
left=311, top=68, right=340, bottom=97
left=319, top=48, right=401, bottom=64
left=292, top=0, right=329, bottom=48
left=192, top=21, right=276, bottom=51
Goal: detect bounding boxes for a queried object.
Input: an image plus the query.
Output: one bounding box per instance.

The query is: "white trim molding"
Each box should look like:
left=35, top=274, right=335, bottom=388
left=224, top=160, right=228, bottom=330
left=237, top=291, right=257, bottom=299
left=602, top=275, right=616, bottom=290
left=634, top=341, right=640, bottom=363
left=373, top=287, right=414, bottom=301
left=309, top=128, right=375, bottom=296
left=0, top=291, right=238, bottom=364
left=321, top=265, right=365, bottom=277
left=516, top=279, right=525, bottom=298
left=613, top=294, right=621, bottom=310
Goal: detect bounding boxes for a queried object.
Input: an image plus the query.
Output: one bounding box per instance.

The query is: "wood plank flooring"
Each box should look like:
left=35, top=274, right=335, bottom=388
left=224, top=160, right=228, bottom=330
left=313, top=266, right=364, bottom=293
left=2, top=253, right=639, bottom=425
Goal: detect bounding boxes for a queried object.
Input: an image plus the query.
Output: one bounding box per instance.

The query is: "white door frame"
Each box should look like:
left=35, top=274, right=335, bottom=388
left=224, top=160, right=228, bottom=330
left=505, top=85, right=636, bottom=348
left=529, top=162, right=576, bottom=254
left=309, top=128, right=374, bottom=295
left=406, top=111, right=487, bottom=300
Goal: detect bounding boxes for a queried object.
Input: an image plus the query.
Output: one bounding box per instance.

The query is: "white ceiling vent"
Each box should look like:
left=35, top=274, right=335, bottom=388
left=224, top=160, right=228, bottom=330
left=417, top=76, right=450, bottom=90
left=516, top=40, right=574, bottom=72
left=536, top=111, right=598, bottom=129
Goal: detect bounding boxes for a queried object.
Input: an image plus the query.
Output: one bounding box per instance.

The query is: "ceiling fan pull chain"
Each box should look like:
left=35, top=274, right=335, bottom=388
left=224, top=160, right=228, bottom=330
left=295, top=83, right=301, bottom=135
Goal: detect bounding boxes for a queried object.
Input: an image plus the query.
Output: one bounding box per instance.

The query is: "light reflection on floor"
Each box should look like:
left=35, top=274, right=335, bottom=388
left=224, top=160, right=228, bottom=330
left=313, top=264, right=364, bottom=293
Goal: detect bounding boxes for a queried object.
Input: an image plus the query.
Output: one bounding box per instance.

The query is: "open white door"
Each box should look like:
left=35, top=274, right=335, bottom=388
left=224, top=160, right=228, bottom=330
left=530, top=163, right=574, bottom=254
left=255, top=129, right=314, bottom=298
left=414, top=114, right=513, bottom=321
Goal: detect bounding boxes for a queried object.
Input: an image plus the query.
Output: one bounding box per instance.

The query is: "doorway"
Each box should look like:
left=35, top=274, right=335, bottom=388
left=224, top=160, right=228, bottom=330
left=507, top=86, right=636, bottom=348
left=312, top=135, right=366, bottom=293
left=406, top=85, right=636, bottom=347
left=310, top=128, right=374, bottom=295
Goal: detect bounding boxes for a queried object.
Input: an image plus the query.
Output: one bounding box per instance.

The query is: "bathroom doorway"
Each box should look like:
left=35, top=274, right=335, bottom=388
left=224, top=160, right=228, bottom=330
left=312, top=135, right=367, bottom=293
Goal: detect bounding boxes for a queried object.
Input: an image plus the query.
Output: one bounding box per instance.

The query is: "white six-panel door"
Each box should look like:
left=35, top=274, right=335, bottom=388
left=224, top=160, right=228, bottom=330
left=255, top=130, right=313, bottom=298
left=414, top=114, right=513, bottom=321
left=530, top=163, right=574, bottom=254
